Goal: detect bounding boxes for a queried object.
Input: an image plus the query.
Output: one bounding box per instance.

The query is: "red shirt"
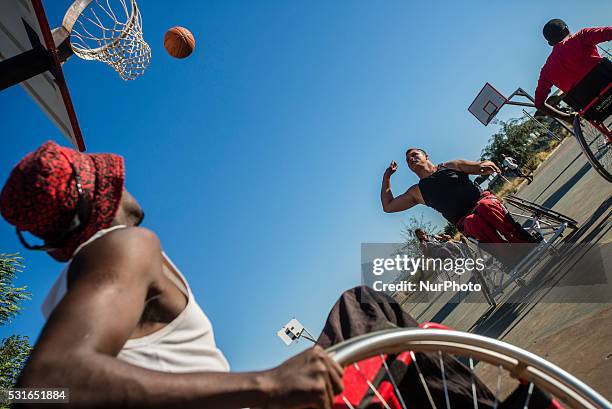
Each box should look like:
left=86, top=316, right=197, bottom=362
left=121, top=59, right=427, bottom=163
left=535, top=26, right=612, bottom=106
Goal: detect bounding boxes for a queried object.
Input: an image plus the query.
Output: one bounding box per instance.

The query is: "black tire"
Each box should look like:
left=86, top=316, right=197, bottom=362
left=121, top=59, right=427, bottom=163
left=504, top=195, right=578, bottom=229
left=573, top=116, right=612, bottom=182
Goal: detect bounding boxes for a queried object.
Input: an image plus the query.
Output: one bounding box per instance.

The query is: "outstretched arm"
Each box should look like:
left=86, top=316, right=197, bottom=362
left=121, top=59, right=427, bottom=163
left=381, top=161, right=419, bottom=213
left=443, top=159, right=501, bottom=175
left=577, top=26, right=612, bottom=47
left=17, top=227, right=342, bottom=409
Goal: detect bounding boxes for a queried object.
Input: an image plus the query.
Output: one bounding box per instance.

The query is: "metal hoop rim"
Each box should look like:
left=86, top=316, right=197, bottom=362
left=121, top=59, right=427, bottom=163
left=62, top=0, right=141, bottom=56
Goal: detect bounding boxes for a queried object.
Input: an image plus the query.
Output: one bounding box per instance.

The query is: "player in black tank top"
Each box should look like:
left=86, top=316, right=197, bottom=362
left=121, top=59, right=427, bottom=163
left=380, top=148, right=497, bottom=225
left=381, top=148, right=537, bottom=244
left=418, top=165, right=482, bottom=225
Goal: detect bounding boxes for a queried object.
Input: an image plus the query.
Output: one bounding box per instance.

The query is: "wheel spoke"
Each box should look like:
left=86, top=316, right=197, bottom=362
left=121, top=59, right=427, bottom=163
left=342, top=395, right=356, bottom=409
left=380, top=354, right=408, bottom=409
left=469, top=358, right=479, bottom=409
left=493, top=365, right=502, bottom=409
left=352, top=361, right=393, bottom=409
left=410, top=351, right=438, bottom=409
left=522, top=382, right=535, bottom=409
left=439, top=351, right=452, bottom=409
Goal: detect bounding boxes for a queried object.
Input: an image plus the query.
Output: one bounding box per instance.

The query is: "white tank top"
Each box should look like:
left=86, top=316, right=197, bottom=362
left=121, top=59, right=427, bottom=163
left=42, top=225, right=230, bottom=373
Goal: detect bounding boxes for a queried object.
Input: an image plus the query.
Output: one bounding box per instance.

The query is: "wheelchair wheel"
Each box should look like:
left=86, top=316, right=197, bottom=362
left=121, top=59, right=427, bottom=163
left=573, top=116, right=612, bottom=183
left=504, top=195, right=578, bottom=230
left=328, top=328, right=611, bottom=409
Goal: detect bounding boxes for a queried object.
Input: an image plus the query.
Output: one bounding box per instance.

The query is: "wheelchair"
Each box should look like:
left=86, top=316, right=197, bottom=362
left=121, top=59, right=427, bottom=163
left=563, top=58, right=612, bottom=182
left=462, top=195, right=577, bottom=306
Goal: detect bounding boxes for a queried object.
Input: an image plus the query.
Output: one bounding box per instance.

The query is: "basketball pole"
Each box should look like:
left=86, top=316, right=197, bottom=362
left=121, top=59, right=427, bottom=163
left=505, top=88, right=575, bottom=136
left=522, top=110, right=563, bottom=142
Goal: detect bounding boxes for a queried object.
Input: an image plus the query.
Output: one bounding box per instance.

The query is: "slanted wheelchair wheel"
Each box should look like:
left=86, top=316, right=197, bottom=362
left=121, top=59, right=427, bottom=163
left=328, top=328, right=611, bottom=409
left=504, top=195, right=578, bottom=230
left=573, top=116, right=612, bottom=183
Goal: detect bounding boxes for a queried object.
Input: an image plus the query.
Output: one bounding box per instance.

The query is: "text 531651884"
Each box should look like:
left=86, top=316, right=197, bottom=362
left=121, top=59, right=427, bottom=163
left=0, top=388, right=69, bottom=404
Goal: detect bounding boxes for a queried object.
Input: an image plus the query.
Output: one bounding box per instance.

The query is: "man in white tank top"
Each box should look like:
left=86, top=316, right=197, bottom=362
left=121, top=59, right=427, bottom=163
left=0, top=141, right=343, bottom=408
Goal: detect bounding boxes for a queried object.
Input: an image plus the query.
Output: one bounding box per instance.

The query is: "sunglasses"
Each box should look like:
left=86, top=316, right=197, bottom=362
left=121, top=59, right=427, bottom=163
left=16, top=161, right=93, bottom=252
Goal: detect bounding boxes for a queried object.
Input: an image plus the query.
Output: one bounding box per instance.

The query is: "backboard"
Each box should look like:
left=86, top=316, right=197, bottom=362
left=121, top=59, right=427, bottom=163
left=277, top=318, right=305, bottom=346
left=469, top=83, right=507, bottom=126
left=0, top=0, right=85, bottom=150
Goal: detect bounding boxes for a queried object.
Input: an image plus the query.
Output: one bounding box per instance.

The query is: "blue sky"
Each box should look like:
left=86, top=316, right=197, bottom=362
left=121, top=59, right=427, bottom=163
left=0, top=0, right=609, bottom=371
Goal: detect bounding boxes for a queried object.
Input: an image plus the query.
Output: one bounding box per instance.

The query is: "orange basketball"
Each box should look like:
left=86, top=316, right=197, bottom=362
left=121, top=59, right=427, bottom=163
left=164, top=26, right=195, bottom=58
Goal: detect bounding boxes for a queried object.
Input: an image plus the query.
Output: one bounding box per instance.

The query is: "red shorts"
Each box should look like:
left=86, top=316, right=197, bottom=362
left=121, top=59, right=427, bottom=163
left=456, top=193, right=533, bottom=243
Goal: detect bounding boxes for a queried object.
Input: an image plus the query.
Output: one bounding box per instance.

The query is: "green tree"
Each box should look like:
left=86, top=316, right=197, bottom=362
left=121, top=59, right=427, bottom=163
left=0, top=335, right=31, bottom=390
left=400, top=214, right=438, bottom=247
left=442, top=222, right=458, bottom=238
left=480, top=115, right=564, bottom=194
left=0, top=254, right=29, bottom=325
left=480, top=117, right=543, bottom=169
left=0, top=254, right=32, bottom=406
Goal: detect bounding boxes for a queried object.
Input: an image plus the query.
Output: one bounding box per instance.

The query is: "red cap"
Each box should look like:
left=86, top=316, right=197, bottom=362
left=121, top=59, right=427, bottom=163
left=0, top=141, right=125, bottom=261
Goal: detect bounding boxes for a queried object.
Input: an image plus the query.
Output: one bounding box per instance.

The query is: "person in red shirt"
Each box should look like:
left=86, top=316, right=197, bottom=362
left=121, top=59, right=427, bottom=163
left=534, top=19, right=612, bottom=121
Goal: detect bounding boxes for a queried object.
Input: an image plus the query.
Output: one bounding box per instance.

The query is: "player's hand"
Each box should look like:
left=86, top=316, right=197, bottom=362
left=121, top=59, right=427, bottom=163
left=479, top=160, right=501, bottom=175
left=263, top=346, right=344, bottom=409
left=385, top=160, right=398, bottom=176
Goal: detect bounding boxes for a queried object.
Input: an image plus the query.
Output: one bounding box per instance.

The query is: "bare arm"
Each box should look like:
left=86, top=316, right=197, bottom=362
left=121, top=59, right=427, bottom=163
left=381, top=161, right=419, bottom=213
left=434, top=234, right=453, bottom=242
left=442, top=159, right=501, bottom=175
left=17, top=228, right=342, bottom=409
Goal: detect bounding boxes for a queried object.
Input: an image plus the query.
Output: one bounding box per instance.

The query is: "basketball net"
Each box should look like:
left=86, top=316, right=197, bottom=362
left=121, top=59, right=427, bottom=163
left=66, top=0, right=151, bottom=81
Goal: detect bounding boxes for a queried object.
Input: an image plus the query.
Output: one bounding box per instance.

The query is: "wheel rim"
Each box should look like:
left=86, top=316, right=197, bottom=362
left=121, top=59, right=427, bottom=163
left=573, top=117, right=612, bottom=182
left=328, top=328, right=611, bottom=409
left=505, top=196, right=578, bottom=228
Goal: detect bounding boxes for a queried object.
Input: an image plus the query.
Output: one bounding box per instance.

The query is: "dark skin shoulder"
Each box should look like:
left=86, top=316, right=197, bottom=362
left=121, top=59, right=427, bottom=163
left=32, top=227, right=163, bottom=358
left=66, top=227, right=187, bottom=339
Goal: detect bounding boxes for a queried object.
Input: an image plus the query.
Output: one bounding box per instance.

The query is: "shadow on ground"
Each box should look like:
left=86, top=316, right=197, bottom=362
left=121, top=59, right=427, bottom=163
left=467, top=213, right=611, bottom=339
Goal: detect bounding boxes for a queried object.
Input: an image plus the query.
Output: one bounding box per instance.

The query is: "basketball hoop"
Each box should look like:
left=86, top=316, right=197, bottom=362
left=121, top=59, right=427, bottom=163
left=468, top=83, right=507, bottom=126
left=58, top=0, right=151, bottom=80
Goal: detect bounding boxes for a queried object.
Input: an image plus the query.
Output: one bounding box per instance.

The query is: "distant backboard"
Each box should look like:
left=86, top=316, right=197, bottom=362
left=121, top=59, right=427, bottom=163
left=277, top=318, right=305, bottom=346
left=0, top=0, right=85, bottom=150
left=469, top=83, right=507, bottom=126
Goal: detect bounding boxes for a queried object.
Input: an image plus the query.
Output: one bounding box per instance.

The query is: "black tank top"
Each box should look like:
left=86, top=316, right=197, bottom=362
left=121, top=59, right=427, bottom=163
left=418, top=165, right=482, bottom=224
